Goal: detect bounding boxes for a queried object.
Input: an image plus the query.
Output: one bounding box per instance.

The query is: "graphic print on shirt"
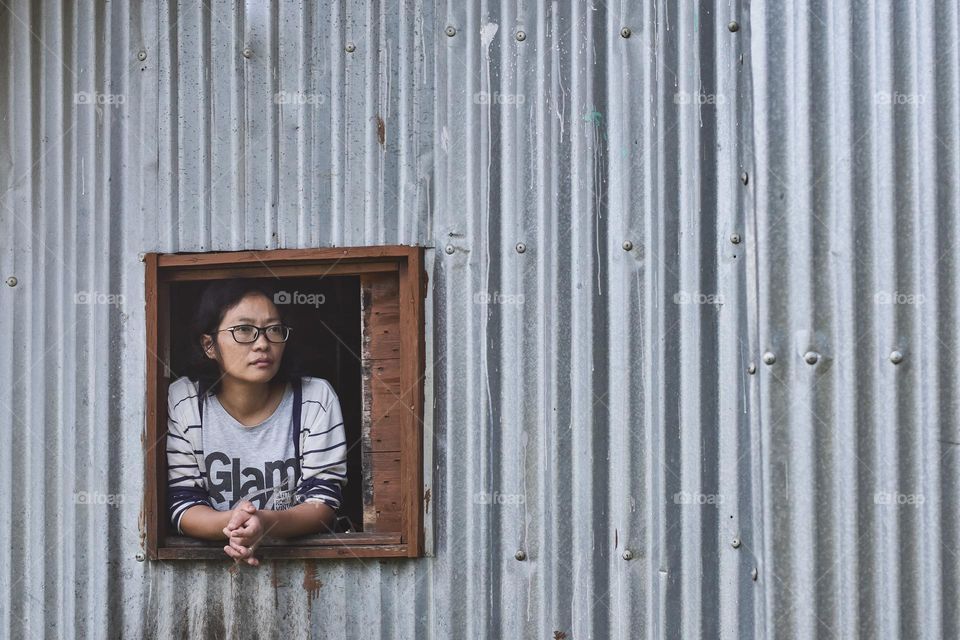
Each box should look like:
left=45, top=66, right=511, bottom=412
left=204, top=451, right=301, bottom=510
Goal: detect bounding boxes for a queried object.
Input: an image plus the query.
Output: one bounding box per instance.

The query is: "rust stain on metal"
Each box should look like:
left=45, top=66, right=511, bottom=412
left=423, top=487, right=431, bottom=515
left=271, top=562, right=281, bottom=609
left=137, top=504, right=147, bottom=550
left=375, top=115, right=385, bottom=147
left=303, top=561, right=323, bottom=603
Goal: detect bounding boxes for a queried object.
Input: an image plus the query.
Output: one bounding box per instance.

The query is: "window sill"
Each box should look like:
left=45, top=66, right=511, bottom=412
left=158, top=532, right=406, bottom=560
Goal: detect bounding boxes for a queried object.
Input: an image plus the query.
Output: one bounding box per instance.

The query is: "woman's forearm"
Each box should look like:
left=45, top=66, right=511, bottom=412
left=179, top=505, right=235, bottom=540
left=259, top=501, right=337, bottom=539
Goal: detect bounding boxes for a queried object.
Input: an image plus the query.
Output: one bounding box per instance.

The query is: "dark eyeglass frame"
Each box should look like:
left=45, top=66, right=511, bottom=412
left=214, top=323, right=293, bottom=344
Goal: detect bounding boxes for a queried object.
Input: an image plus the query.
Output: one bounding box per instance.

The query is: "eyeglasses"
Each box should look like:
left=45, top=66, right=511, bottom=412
left=215, top=324, right=293, bottom=344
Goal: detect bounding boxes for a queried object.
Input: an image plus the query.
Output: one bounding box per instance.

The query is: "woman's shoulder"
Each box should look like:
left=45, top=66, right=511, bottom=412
left=167, top=376, right=200, bottom=410
left=298, top=376, right=338, bottom=400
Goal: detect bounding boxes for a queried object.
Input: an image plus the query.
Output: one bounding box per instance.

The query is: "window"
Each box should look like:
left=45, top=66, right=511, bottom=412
left=143, top=246, right=426, bottom=559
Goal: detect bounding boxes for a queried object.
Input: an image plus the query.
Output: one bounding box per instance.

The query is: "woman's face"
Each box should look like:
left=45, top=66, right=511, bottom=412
left=201, top=292, right=286, bottom=386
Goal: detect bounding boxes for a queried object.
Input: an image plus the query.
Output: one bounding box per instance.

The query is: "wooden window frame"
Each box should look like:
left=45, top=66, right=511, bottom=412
left=143, top=246, right=426, bottom=560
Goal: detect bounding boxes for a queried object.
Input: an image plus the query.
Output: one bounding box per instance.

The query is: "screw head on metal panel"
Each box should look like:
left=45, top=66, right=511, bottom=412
left=730, top=233, right=742, bottom=245
left=516, top=242, right=527, bottom=254
left=444, top=244, right=455, bottom=255
left=890, top=350, right=904, bottom=365
left=804, top=351, right=820, bottom=365
left=740, top=171, right=749, bottom=185
left=137, top=50, right=147, bottom=62
left=445, top=25, right=457, bottom=37
left=762, top=351, right=776, bottom=365
left=751, top=567, right=758, bottom=581
left=345, top=42, right=356, bottom=53
left=6, top=276, right=17, bottom=287
left=728, top=21, right=740, bottom=32
left=242, top=47, right=253, bottom=59
left=731, top=537, right=742, bottom=549
left=515, top=30, right=526, bottom=42
left=515, top=550, right=526, bottom=561
left=620, top=27, right=632, bottom=39
left=135, top=552, right=146, bottom=562
left=622, top=240, right=633, bottom=251
left=747, top=362, right=756, bottom=374
left=622, top=549, right=634, bottom=560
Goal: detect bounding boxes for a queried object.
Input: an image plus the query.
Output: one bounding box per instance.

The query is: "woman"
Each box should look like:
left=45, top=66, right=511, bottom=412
left=166, top=279, right=348, bottom=566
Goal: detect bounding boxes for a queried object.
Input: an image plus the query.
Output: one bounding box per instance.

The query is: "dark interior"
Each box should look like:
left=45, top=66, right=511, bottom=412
left=166, top=275, right=364, bottom=534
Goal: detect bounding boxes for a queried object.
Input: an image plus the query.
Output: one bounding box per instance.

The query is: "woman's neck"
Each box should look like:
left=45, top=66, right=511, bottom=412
left=216, top=377, right=279, bottom=419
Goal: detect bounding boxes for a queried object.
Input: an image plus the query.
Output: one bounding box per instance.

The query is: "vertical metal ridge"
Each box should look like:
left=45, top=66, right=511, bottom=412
left=933, top=3, right=960, bottom=636
left=3, top=2, right=32, bottom=636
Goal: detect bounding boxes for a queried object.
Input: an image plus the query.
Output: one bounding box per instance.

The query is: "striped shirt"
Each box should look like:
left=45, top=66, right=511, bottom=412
left=166, top=375, right=348, bottom=534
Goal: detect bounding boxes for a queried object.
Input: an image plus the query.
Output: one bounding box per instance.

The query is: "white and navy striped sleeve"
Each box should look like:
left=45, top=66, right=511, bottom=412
left=297, top=378, right=348, bottom=510
left=166, top=378, right=211, bottom=533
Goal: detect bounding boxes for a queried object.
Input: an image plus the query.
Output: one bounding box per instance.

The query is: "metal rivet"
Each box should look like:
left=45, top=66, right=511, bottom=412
left=345, top=42, right=356, bottom=53
left=804, top=351, right=820, bottom=365
left=890, top=350, right=904, bottom=365
left=620, top=27, right=631, bottom=39
left=242, top=47, right=253, bottom=59
left=6, top=276, right=17, bottom=287
left=740, top=171, right=749, bottom=185
left=516, top=242, right=527, bottom=254
left=731, top=537, right=742, bottom=549
left=444, top=244, right=455, bottom=255
left=730, top=233, right=742, bottom=245
left=445, top=25, right=456, bottom=37
left=135, top=552, right=146, bottom=562
left=137, top=50, right=147, bottom=62
left=622, top=549, right=634, bottom=560
left=728, top=21, right=740, bottom=32
left=622, top=240, right=633, bottom=252
left=747, top=362, right=756, bottom=375
left=515, top=550, right=526, bottom=561
left=751, top=567, right=758, bottom=581
left=762, top=351, right=776, bottom=365
left=515, top=30, right=526, bottom=42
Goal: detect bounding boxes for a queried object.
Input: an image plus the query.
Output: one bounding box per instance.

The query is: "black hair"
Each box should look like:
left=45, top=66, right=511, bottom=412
left=186, top=278, right=303, bottom=396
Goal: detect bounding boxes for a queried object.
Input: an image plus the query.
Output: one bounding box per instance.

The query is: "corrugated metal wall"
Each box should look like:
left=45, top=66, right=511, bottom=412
left=0, top=0, right=955, bottom=638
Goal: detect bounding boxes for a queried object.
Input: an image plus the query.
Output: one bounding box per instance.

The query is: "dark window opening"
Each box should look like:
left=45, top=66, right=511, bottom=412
left=166, top=275, right=364, bottom=534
